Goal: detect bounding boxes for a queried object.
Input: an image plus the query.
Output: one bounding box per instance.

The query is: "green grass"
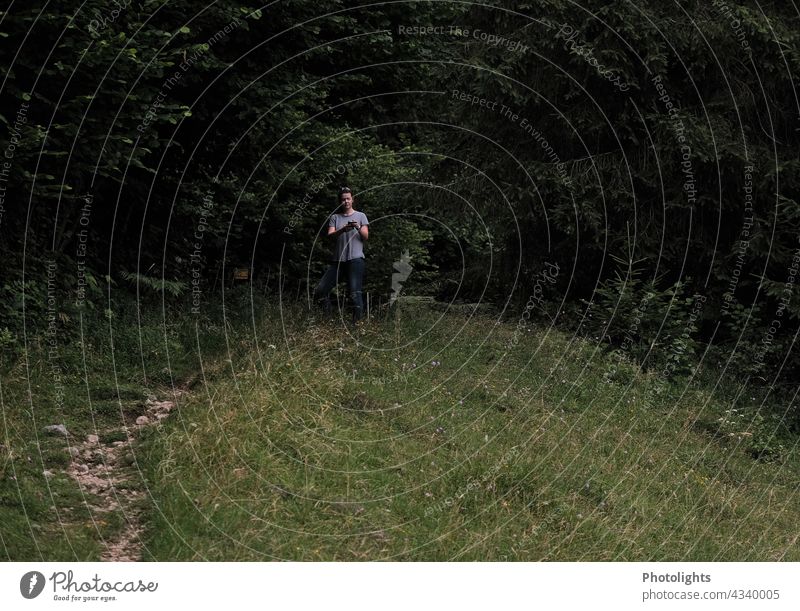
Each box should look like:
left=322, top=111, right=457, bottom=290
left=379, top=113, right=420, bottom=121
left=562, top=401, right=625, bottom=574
left=3, top=294, right=797, bottom=560
left=131, top=300, right=800, bottom=561
left=0, top=290, right=258, bottom=560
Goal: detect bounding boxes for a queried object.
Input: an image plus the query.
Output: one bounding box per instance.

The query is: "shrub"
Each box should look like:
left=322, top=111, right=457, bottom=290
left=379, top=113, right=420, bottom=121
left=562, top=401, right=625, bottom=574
left=580, top=262, right=703, bottom=377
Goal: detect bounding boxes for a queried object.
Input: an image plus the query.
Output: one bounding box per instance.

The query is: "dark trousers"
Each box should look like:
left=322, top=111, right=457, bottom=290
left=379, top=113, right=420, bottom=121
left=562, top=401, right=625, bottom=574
left=313, top=257, right=365, bottom=322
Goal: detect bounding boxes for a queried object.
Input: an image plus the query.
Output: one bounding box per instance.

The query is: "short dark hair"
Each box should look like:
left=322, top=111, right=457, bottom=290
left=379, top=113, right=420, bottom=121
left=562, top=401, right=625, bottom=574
left=338, top=186, right=352, bottom=200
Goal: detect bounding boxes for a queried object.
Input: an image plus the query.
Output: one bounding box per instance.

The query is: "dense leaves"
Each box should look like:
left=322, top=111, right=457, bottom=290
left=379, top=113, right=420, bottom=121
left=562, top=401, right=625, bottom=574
left=1, top=1, right=798, bottom=388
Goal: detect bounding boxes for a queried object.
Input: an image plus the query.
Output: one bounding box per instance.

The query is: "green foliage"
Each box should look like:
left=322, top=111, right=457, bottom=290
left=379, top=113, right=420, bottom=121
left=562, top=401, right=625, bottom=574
left=2, top=1, right=799, bottom=564
left=363, top=217, right=435, bottom=299
left=1, top=0, right=799, bottom=389
left=581, top=259, right=702, bottom=375
left=0, top=326, right=18, bottom=365
left=712, top=405, right=792, bottom=462
left=120, top=271, right=186, bottom=298
left=413, top=0, right=800, bottom=385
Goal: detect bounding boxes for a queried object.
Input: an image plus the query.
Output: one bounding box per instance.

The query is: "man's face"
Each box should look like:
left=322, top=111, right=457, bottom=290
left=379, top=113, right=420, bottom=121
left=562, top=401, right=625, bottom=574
left=340, top=192, right=353, bottom=209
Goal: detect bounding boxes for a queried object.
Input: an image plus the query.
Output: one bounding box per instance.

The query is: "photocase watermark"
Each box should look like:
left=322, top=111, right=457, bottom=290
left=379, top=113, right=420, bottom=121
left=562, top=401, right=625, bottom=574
left=397, top=24, right=529, bottom=53
left=423, top=446, right=520, bottom=517
left=20, top=571, right=45, bottom=599
left=506, top=261, right=560, bottom=351
left=137, top=17, right=242, bottom=132
left=390, top=249, right=413, bottom=306
left=555, top=24, right=630, bottom=92
left=498, top=514, right=564, bottom=561
left=190, top=189, right=215, bottom=315
left=21, top=569, right=158, bottom=602
left=86, top=0, right=131, bottom=35
left=359, top=372, right=413, bottom=388
left=451, top=89, right=573, bottom=189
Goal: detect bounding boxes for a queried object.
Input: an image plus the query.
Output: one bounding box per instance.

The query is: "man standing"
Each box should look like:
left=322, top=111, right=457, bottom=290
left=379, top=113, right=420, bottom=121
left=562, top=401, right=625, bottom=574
left=312, top=186, right=369, bottom=323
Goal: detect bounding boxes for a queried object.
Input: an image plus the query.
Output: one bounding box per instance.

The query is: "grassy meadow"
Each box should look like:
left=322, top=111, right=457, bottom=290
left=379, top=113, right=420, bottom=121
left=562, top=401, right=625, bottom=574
left=2, top=294, right=798, bottom=561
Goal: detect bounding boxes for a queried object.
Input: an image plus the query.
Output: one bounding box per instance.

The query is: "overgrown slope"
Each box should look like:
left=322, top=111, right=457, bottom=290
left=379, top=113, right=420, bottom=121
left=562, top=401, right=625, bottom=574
left=136, top=301, right=800, bottom=561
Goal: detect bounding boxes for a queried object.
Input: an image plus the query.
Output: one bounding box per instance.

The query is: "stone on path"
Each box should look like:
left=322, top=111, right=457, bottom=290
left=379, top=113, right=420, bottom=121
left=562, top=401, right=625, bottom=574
left=43, top=424, right=69, bottom=437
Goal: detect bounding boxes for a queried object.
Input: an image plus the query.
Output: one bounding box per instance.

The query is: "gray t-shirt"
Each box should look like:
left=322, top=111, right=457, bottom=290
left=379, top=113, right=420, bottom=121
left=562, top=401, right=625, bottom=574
left=328, top=211, right=369, bottom=262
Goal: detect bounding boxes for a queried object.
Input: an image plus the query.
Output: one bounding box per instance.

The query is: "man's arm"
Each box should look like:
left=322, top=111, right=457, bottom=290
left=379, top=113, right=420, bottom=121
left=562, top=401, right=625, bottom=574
left=327, top=218, right=354, bottom=237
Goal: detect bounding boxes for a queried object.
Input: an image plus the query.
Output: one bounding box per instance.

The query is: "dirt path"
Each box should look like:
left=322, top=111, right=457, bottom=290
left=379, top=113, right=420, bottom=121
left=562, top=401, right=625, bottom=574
left=65, top=389, right=183, bottom=561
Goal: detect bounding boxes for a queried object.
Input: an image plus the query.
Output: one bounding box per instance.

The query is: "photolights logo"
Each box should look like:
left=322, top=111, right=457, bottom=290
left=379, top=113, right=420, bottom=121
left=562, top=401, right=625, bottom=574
left=20, top=571, right=46, bottom=599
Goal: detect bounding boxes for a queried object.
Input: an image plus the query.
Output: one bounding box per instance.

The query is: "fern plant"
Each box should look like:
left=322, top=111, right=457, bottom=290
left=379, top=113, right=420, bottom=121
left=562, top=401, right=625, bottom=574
left=120, top=271, right=186, bottom=298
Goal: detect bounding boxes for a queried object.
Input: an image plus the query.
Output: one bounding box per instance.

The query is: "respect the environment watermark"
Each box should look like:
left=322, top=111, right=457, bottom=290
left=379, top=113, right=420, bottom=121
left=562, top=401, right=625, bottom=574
left=720, top=165, right=754, bottom=314
left=137, top=17, right=242, bottom=132
left=451, top=89, right=574, bottom=189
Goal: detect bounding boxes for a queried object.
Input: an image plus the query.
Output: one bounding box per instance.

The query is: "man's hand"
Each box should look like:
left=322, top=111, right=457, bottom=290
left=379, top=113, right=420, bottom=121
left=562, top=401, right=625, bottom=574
left=328, top=225, right=353, bottom=237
